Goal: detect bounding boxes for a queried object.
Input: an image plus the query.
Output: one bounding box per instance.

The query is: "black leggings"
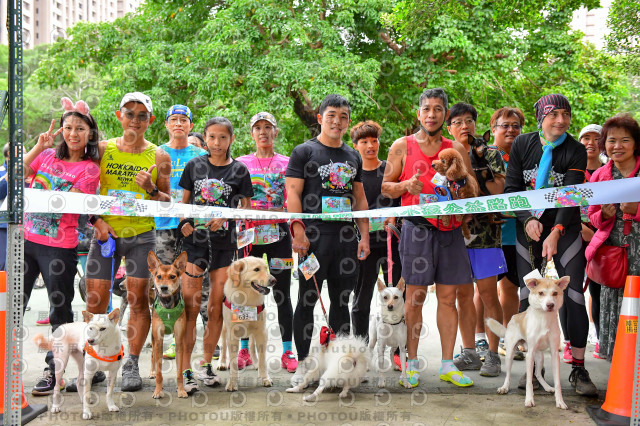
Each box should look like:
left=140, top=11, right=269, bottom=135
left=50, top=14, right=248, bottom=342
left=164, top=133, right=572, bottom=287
left=351, top=238, right=402, bottom=340
left=294, top=231, right=358, bottom=360
left=515, top=227, right=589, bottom=349
left=248, top=224, right=293, bottom=343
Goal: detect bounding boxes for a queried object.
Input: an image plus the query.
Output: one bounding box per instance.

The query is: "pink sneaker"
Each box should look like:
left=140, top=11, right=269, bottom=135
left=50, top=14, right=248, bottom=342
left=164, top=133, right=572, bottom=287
left=237, top=348, right=253, bottom=370
left=394, top=353, right=402, bottom=370
left=281, top=350, right=298, bottom=373
left=562, top=341, right=572, bottom=363
left=593, top=342, right=606, bottom=360
left=36, top=317, right=50, bottom=326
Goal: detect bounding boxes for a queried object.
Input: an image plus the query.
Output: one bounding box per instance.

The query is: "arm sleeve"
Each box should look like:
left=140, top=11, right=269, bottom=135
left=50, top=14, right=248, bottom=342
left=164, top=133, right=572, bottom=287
left=503, top=136, right=531, bottom=224
left=285, top=145, right=307, bottom=179
left=554, top=143, right=587, bottom=228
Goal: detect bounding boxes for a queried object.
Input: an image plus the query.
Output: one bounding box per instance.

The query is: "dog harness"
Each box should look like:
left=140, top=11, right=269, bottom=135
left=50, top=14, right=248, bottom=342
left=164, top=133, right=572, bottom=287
left=449, top=177, right=468, bottom=197
left=84, top=343, right=125, bottom=363
left=154, top=296, right=185, bottom=335
left=222, top=297, right=264, bottom=314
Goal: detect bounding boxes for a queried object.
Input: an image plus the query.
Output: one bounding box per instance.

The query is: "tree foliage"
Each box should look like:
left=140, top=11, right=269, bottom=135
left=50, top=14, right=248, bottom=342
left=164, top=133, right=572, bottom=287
left=606, top=0, right=640, bottom=74
left=33, top=0, right=626, bottom=157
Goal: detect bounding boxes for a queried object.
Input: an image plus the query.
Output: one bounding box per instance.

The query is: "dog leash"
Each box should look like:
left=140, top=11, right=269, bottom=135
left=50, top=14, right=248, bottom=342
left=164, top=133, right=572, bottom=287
left=176, top=218, right=213, bottom=278
left=299, top=254, right=335, bottom=340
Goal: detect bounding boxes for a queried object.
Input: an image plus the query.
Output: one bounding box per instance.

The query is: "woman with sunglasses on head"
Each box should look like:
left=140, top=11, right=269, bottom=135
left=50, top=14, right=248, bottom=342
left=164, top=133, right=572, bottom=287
left=27, top=98, right=101, bottom=395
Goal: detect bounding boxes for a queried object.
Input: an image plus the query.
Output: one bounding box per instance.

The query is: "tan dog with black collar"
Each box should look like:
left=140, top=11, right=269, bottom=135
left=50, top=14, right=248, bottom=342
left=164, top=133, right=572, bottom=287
left=220, top=256, right=276, bottom=391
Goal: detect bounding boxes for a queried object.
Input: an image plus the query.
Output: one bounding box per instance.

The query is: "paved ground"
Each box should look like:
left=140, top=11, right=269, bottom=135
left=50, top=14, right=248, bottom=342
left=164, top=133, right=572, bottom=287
left=19, top=275, right=609, bottom=425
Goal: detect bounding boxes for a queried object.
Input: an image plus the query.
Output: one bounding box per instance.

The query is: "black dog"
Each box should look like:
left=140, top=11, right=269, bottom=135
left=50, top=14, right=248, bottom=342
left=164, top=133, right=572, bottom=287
left=468, top=130, right=506, bottom=225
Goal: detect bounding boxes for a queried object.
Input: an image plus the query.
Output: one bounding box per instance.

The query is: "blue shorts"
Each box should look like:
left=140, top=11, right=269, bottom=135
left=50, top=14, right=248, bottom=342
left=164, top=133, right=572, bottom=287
left=467, top=247, right=507, bottom=280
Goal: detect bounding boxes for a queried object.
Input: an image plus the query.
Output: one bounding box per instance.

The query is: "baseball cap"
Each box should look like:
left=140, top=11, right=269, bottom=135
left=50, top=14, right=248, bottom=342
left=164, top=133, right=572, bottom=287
left=250, top=112, right=277, bottom=129
left=166, top=104, right=193, bottom=122
left=578, top=124, right=602, bottom=141
left=119, top=92, right=153, bottom=114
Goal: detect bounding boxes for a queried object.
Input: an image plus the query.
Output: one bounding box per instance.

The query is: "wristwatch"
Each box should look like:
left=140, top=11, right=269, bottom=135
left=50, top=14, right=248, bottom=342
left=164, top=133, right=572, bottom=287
left=146, top=185, right=159, bottom=197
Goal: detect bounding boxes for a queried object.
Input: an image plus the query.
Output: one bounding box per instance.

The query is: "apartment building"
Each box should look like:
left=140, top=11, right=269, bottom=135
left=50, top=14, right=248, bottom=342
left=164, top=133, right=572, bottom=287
left=571, top=0, right=613, bottom=50
left=0, top=0, right=143, bottom=49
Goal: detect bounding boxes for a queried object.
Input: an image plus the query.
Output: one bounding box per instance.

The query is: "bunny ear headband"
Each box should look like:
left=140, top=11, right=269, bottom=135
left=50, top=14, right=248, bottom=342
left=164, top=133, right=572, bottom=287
left=61, top=97, right=90, bottom=116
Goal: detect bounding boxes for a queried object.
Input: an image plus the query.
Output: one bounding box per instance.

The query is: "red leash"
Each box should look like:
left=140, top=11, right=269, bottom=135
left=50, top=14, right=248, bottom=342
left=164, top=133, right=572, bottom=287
left=305, top=258, right=335, bottom=346
left=386, top=223, right=401, bottom=286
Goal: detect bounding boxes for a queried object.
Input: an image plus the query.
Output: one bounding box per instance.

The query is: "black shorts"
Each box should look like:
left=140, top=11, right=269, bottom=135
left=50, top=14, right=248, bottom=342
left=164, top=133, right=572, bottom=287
left=182, top=237, right=235, bottom=271
left=498, top=244, right=519, bottom=287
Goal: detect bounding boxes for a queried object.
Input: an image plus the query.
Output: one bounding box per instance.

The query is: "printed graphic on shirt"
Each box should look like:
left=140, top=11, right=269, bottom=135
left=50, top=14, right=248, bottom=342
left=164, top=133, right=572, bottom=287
left=194, top=178, right=232, bottom=206
left=251, top=171, right=285, bottom=209
left=522, top=165, right=565, bottom=190
left=319, top=161, right=357, bottom=191
left=25, top=171, right=73, bottom=237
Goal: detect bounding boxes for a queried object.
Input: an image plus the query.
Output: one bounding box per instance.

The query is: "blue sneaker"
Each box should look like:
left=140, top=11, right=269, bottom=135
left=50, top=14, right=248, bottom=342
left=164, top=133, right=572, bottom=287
left=406, top=370, right=420, bottom=388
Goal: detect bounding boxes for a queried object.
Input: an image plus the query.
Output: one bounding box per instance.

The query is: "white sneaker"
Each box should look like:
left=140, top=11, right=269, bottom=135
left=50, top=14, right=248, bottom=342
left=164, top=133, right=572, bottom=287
left=197, top=363, right=221, bottom=387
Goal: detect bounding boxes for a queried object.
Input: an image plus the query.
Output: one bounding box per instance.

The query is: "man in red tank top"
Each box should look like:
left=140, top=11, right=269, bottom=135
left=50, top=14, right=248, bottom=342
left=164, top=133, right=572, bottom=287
left=382, top=88, right=477, bottom=388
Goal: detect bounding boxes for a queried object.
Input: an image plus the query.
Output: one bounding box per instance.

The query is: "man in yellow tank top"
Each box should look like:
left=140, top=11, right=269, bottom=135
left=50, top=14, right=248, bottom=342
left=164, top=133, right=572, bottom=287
left=85, top=92, right=171, bottom=392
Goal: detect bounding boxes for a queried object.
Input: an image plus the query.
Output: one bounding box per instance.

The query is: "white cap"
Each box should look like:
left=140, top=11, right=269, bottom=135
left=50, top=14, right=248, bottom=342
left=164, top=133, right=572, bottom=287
left=578, top=124, right=602, bottom=141
left=119, top=92, right=153, bottom=114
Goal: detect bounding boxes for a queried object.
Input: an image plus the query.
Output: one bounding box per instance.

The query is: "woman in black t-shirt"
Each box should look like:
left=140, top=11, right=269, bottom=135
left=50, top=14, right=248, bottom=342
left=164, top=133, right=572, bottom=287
left=178, top=117, right=253, bottom=389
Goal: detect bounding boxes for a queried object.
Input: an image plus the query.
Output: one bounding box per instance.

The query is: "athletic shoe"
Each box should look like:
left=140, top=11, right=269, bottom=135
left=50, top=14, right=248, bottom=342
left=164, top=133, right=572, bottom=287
left=569, top=366, right=598, bottom=396
left=518, top=367, right=544, bottom=390
left=197, top=363, right=221, bottom=387
left=237, top=348, right=253, bottom=370
left=212, top=345, right=221, bottom=360
left=453, top=346, right=482, bottom=371
left=121, top=357, right=142, bottom=392
left=65, top=370, right=106, bottom=392
left=163, top=340, right=176, bottom=359
left=475, top=339, right=489, bottom=362
left=36, top=317, right=50, bottom=326
left=479, top=351, right=501, bottom=377
left=593, top=342, right=606, bottom=360
left=406, top=369, right=420, bottom=387
left=393, top=353, right=402, bottom=370
left=32, top=368, right=64, bottom=395
left=281, top=351, right=298, bottom=373
left=498, top=338, right=525, bottom=361
left=183, top=369, right=199, bottom=395
left=562, top=342, right=572, bottom=364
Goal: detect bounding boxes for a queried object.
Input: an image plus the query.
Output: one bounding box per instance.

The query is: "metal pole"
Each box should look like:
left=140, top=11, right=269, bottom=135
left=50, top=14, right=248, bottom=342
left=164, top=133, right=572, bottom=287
left=4, top=0, right=24, bottom=424
left=633, top=294, right=640, bottom=425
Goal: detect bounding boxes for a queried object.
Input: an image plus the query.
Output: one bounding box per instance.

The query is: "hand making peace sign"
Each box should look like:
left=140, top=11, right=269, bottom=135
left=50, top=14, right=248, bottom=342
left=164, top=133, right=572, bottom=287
left=37, top=119, right=63, bottom=150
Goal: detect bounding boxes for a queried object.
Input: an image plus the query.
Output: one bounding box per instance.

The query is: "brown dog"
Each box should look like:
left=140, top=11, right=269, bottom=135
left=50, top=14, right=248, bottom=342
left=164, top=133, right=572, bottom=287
left=431, top=147, right=479, bottom=238
left=148, top=251, right=189, bottom=398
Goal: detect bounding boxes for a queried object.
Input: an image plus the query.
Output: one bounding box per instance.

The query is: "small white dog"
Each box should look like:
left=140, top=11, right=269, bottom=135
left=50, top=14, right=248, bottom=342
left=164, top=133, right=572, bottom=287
left=33, top=309, right=123, bottom=419
left=286, top=333, right=370, bottom=401
left=368, top=278, right=411, bottom=388
left=486, top=276, right=570, bottom=409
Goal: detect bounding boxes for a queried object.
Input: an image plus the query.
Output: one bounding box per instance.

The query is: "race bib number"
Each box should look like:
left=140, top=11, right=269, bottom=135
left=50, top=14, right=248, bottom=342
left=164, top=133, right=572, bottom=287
left=299, top=253, right=320, bottom=280
left=369, top=217, right=385, bottom=232
left=237, top=228, right=256, bottom=249
left=322, top=196, right=351, bottom=221
left=254, top=224, right=280, bottom=245
left=231, top=304, right=258, bottom=322
left=270, top=257, right=294, bottom=270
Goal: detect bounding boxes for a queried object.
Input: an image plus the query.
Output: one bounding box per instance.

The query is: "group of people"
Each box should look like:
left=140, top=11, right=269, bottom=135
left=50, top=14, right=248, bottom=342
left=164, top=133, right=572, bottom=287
left=13, top=87, right=638, bottom=399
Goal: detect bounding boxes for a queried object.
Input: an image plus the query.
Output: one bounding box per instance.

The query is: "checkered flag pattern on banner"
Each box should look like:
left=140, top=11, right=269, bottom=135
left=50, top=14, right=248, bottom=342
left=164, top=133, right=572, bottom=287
left=543, top=186, right=595, bottom=203
left=99, top=198, right=148, bottom=214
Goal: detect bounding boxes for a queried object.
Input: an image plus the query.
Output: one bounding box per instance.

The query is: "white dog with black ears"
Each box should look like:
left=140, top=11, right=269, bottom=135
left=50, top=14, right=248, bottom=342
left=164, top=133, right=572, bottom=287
left=368, top=277, right=411, bottom=388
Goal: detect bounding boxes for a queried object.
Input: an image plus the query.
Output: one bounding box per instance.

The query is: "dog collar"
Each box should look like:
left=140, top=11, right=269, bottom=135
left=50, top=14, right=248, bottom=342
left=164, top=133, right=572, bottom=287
left=154, top=296, right=185, bottom=335
left=383, top=316, right=405, bottom=326
left=223, top=297, right=265, bottom=314
left=84, top=343, right=124, bottom=363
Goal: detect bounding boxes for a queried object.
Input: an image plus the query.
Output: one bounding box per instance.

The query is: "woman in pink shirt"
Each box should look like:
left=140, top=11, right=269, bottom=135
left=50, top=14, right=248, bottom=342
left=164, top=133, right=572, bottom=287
left=26, top=98, right=101, bottom=396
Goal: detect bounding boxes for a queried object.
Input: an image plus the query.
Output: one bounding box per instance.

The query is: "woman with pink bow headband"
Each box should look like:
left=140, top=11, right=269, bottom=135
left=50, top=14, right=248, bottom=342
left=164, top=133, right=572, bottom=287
left=25, top=97, right=103, bottom=396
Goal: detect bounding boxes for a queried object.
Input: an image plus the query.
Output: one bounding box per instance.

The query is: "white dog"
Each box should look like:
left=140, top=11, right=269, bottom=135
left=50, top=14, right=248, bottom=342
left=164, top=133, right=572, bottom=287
left=286, top=333, right=370, bottom=401
left=33, top=309, right=123, bottom=419
left=486, top=276, right=570, bottom=409
left=368, top=278, right=411, bottom=388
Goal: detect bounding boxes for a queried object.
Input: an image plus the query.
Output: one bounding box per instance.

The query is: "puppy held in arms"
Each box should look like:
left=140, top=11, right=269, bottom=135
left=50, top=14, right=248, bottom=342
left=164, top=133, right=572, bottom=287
left=486, top=276, right=570, bottom=409
left=221, top=256, right=276, bottom=392
left=286, top=330, right=370, bottom=401
left=431, top=147, right=479, bottom=239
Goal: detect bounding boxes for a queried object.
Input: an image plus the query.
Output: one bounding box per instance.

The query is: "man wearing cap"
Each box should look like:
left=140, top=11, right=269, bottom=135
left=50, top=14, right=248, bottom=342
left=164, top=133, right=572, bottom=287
left=504, top=94, right=597, bottom=396
left=85, top=92, right=171, bottom=392
left=155, top=105, right=206, bottom=388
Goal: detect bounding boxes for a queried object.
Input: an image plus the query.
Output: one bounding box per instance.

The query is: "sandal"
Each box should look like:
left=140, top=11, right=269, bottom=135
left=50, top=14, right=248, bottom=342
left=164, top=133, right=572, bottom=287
left=440, top=370, right=473, bottom=387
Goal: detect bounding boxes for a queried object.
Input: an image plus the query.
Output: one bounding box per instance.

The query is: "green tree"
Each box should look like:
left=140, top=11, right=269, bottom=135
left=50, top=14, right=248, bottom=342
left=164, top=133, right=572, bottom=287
left=33, top=0, right=625, bottom=157
left=606, top=0, right=640, bottom=74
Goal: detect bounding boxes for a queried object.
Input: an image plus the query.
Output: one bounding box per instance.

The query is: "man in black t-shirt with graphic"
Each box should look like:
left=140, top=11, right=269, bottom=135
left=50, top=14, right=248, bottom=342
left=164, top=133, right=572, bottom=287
left=286, top=94, right=370, bottom=386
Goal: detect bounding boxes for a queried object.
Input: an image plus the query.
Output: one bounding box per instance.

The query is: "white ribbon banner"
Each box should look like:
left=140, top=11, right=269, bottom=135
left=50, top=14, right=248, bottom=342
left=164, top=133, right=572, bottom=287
left=20, top=177, right=640, bottom=220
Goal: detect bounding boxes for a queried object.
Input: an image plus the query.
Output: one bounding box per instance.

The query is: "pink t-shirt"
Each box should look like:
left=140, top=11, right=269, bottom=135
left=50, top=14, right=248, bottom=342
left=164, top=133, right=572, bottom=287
left=236, top=153, right=289, bottom=210
left=25, top=149, right=100, bottom=248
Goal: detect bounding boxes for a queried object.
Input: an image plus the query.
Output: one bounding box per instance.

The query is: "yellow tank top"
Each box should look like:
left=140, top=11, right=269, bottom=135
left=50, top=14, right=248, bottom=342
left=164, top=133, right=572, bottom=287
left=100, top=138, right=158, bottom=238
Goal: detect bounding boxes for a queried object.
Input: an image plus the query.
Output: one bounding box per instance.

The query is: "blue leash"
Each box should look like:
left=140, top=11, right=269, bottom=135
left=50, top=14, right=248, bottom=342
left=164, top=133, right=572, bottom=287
left=98, top=235, right=116, bottom=313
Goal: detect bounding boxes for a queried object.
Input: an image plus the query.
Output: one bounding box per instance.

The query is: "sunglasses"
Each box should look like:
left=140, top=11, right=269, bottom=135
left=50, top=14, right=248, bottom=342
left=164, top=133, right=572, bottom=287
left=122, top=110, right=151, bottom=122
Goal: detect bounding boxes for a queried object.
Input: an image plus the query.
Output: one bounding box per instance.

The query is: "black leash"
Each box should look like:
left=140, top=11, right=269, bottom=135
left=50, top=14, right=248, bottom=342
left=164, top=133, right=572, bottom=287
left=175, top=218, right=213, bottom=279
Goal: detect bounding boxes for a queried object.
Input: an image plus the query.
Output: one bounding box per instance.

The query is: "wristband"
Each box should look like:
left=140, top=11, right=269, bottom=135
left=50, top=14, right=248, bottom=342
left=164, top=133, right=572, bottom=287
left=552, top=224, right=565, bottom=236
left=290, top=219, right=305, bottom=238
left=146, top=185, right=159, bottom=197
